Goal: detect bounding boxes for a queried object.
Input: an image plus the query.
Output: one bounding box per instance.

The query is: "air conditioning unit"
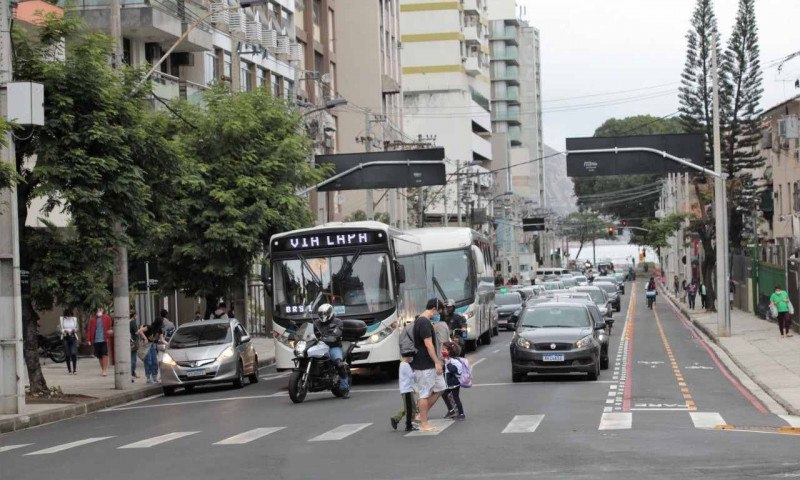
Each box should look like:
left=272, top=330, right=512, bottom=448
left=262, top=27, right=277, bottom=50
left=245, top=20, right=262, bottom=43
left=210, top=2, right=229, bottom=24
left=289, top=42, right=301, bottom=62
left=276, top=35, right=289, bottom=55
left=229, top=10, right=245, bottom=33
left=778, top=116, right=800, bottom=140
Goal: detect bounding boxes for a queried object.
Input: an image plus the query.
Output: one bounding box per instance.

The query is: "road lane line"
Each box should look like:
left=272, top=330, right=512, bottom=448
left=652, top=307, right=696, bottom=411
left=0, top=444, right=32, bottom=453
left=501, top=415, right=544, bottom=433
left=779, top=415, right=800, bottom=427
left=471, top=358, right=486, bottom=368
left=214, top=427, right=286, bottom=445
left=405, top=419, right=454, bottom=437
left=25, top=437, right=115, bottom=456
left=690, top=412, right=726, bottom=429
left=259, top=372, right=290, bottom=380
left=599, top=412, right=632, bottom=430
left=309, top=423, right=372, bottom=441
left=118, top=432, right=199, bottom=449
left=492, top=349, right=501, bottom=354
left=618, top=282, right=636, bottom=412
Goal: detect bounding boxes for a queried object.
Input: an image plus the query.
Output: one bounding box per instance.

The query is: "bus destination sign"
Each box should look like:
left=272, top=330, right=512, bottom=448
left=272, top=230, right=384, bottom=252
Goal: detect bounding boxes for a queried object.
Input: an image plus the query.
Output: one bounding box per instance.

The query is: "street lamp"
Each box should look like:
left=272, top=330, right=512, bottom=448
left=301, top=97, right=348, bottom=117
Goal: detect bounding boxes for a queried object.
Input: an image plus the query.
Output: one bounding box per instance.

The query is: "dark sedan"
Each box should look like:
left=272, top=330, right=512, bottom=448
left=593, top=280, right=621, bottom=312
left=509, top=302, right=604, bottom=382
left=495, top=292, right=524, bottom=330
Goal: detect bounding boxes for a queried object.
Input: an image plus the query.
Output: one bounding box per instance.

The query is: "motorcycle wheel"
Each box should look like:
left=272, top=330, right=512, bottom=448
left=49, top=348, right=66, bottom=363
left=288, top=370, right=308, bottom=404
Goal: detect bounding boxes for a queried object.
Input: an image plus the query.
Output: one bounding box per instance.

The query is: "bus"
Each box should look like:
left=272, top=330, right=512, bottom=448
left=410, top=227, right=497, bottom=351
left=267, top=222, right=427, bottom=373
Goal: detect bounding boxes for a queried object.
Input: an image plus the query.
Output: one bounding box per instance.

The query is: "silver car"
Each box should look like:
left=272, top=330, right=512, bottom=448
left=160, top=319, right=259, bottom=395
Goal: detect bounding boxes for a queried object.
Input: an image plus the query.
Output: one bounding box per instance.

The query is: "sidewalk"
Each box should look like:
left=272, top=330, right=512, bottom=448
left=662, top=289, right=800, bottom=415
left=0, top=336, right=275, bottom=434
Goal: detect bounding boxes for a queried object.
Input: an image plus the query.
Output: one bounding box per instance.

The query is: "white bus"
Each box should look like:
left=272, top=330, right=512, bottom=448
left=267, top=222, right=427, bottom=373
left=411, top=227, right=497, bottom=351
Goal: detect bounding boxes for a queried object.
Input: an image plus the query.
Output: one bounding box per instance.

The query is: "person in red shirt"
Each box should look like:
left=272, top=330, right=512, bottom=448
left=86, top=307, right=114, bottom=376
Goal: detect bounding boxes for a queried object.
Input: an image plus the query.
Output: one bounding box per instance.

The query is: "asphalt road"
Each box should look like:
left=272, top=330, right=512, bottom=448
left=2, top=280, right=800, bottom=480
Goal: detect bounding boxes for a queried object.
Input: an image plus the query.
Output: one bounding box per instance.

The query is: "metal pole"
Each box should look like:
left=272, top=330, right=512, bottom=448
left=712, top=37, right=731, bottom=336
left=364, top=111, right=374, bottom=221
left=0, top=0, right=25, bottom=414
left=145, top=261, right=151, bottom=324
left=456, top=160, right=462, bottom=227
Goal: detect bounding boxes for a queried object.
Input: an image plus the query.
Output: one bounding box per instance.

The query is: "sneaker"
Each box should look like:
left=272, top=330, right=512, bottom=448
left=456, top=414, right=466, bottom=421
left=146, top=378, right=154, bottom=384
left=404, top=425, right=419, bottom=432
left=390, top=418, right=399, bottom=430
left=444, top=408, right=458, bottom=419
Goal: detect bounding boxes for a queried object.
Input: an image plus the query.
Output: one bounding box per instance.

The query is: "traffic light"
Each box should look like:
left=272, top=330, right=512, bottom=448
left=607, top=226, right=614, bottom=237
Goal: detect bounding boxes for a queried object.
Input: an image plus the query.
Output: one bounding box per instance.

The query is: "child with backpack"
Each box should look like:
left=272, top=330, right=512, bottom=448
left=389, top=355, right=419, bottom=432
left=441, top=341, right=469, bottom=420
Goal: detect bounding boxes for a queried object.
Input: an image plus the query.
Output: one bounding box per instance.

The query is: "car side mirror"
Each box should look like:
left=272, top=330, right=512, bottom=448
left=595, top=325, right=606, bottom=331
left=395, top=262, right=406, bottom=284
left=509, top=323, right=517, bottom=331
left=604, top=318, right=613, bottom=326
left=240, top=334, right=251, bottom=344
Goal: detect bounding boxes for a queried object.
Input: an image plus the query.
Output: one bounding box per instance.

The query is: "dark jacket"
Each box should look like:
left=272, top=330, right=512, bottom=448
left=317, top=317, right=343, bottom=348
left=447, top=312, right=467, bottom=332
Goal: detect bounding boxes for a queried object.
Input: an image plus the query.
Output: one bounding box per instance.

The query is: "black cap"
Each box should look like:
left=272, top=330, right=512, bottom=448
left=425, top=298, right=443, bottom=311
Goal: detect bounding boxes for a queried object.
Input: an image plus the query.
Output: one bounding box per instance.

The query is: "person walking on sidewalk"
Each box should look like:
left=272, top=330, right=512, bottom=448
left=86, top=307, right=113, bottom=377
left=137, top=316, right=165, bottom=383
left=700, top=283, right=708, bottom=309
left=770, top=285, right=794, bottom=338
left=673, top=275, right=680, bottom=296
left=130, top=311, right=140, bottom=382
left=687, top=280, right=698, bottom=310
left=59, top=308, right=79, bottom=375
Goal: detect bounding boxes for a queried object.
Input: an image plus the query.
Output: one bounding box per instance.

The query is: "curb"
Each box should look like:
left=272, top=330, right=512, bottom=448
left=1, top=354, right=276, bottom=434
left=660, top=286, right=800, bottom=416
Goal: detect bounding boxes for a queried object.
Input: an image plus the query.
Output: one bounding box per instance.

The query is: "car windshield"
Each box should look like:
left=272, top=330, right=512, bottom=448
left=574, top=276, right=587, bottom=283
left=519, top=306, right=591, bottom=328
left=425, top=249, right=475, bottom=304
left=170, top=323, right=231, bottom=349
left=273, top=252, right=395, bottom=318
left=595, top=283, right=616, bottom=293
left=496, top=293, right=522, bottom=305
left=576, top=289, right=606, bottom=304
left=543, top=282, right=560, bottom=291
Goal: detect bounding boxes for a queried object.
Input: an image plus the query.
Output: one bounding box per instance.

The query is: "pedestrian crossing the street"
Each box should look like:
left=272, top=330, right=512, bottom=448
left=4, top=411, right=798, bottom=456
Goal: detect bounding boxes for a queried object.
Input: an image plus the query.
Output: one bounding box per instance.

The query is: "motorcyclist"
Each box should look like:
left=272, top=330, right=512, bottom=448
left=444, top=299, right=467, bottom=349
left=316, top=303, right=349, bottom=396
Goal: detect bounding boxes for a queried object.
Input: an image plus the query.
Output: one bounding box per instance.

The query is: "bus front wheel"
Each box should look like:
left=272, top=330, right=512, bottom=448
left=467, top=339, right=479, bottom=352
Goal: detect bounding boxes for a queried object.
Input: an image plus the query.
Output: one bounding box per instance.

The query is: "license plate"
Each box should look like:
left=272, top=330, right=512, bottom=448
left=186, top=368, right=205, bottom=377
left=542, top=354, right=564, bottom=362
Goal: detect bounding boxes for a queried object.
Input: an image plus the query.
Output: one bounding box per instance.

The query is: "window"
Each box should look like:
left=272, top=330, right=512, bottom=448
left=122, top=38, right=131, bottom=66
left=223, top=51, right=232, bottom=79
left=284, top=78, right=293, bottom=100
left=204, top=52, right=217, bottom=86
left=312, top=0, right=320, bottom=25
left=779, top=184, right=784, bottom=215
left=271, top=74, right=281, bottom=97
left=240, top=62, right=252, bottom=92
left=328, top=8, right=335, bottom=52
left=256, top=67, right=266, bottom=88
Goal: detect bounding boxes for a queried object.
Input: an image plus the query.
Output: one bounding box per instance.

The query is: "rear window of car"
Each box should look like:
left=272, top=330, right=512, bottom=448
left=520, top=306, right=591, bottom=328
left=170, top=323, right=232, bottom=349
left=595, top=283, right=616, bottom=293
left=496, top=293, right=522, bottom=305
left=575, top=288, right=606, bottom=304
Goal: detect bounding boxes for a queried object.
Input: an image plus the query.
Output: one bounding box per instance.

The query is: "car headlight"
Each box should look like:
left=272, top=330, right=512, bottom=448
left=162, top=352, right=176, bottom=366
left=574, top=334, right=593, bottom=349
left=463, top=310, right=474, bottom=319
left=368, top=324, right=394, bottom=344
left=515, top=336, right=531, bottom=349
left=217, top=346, right=235, bottom=361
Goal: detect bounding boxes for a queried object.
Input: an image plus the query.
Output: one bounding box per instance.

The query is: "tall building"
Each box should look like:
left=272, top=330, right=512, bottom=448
left=400, top=0, right=493, bottom=226
left=332, top=0, right=407, bottom=227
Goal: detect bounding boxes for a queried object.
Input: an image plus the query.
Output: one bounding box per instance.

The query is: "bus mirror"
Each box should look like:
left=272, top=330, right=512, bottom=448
left=471, top=245, right=486, bottom=276
left=396, top=263, right=406, bottom=284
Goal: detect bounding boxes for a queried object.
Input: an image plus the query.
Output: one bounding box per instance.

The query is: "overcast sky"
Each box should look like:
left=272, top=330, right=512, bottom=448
left=520, top=0, right=800, bottom=150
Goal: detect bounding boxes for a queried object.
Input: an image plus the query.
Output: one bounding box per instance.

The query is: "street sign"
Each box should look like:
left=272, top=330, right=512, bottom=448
left=522, top=217, right=545, bottom=232
left=565, top=133, right=705, bottom=177
left=315, top=148, right=446, bottom=191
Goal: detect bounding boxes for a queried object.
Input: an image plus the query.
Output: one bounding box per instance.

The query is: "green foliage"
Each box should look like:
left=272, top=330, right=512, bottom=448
left=344, top=209, right=390, bottom=224
left=151, top=86, right=324, bottom=302
left=560, top=211, right=609, bottom=259
left=572, top=115, right=684, bottom=221
left=635, top=214, right=687, bottom=250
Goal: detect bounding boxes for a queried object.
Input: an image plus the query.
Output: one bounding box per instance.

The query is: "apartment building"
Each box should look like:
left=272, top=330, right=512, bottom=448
left=330, top=0, right=407, bottom=227
left=400, top=0, right=493, bottom=225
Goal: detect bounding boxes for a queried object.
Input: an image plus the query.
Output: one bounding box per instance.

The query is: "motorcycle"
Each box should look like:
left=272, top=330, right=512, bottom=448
left=288, top=318, right=367, bottom=404
left=38, top=332, right=66, bottom=363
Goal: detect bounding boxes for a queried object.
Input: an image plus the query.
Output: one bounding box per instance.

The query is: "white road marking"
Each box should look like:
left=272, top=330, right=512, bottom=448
left=100, top=394, right=163, bottom=411
left=501, top=415, right=544, bottom=433
left=25, top=437, right=115, bottom=455
left=405, top=419, right=455, bottom=437
left=0, top=444, right=32, bottom=453
left=630, top=407, right=690, bottom=411
left=309, top=423, right=372, bottom=442
left=599, top=412, right=632, bottom=430
left=107, top=394, right=279, bottom=411
left=779, top=415, right=800, bottom=427
left=118, top=431, right=199, bottom=449
left=492, top=349, right=501, bottom=354
left=214, top=427, right=286, bottom=445
left=690, top=412, right=726, bottom=429
left=259, top=372, right=290, bottom=380
left=471, top=358, right=487, bottom=368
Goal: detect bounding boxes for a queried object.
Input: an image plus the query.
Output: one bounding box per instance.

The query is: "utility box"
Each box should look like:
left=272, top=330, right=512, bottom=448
left=7, top=82, right=44, bottom=126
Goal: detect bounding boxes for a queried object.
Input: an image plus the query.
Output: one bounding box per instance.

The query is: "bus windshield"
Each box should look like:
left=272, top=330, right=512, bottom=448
left=272, top=252, right=395, bottom=318
left=425, top=249, right=474, bottom=304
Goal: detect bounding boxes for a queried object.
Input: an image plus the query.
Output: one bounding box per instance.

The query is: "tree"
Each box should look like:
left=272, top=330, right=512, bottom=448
left=573, top=115, right=684, bottom=221
left=151, top=86, right=324, bottom=316
left=344, top=209, right=391, bottom=224
left=677, top=0, right=723, bottom=311
left=561, top=211, right=608, bottom=260
left=12, top=15, right=180, bottom=393
left=0, top=119, right=12, bottom=189
left=632, top=214, right=687, bottom=272
left=721, top=0, right=764, bottom=247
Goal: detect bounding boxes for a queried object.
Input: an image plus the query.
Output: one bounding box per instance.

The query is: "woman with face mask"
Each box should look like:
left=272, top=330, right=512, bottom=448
left=86, top=306, right=114, bottom=376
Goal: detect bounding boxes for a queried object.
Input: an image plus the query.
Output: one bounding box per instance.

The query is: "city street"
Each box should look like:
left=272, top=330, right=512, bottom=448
left=2, top=281, right=799, bottom=480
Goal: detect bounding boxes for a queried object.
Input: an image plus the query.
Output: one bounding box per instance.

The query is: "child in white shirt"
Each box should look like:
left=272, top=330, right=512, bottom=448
left=389, top=356, right=419, bottom=432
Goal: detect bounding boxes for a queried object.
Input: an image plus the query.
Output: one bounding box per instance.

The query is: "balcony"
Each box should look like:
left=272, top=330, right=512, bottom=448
left=465, top=56, right=482, bottom=76
left=490, top=28, right=518, bottom=44
left=492, top=72, right=520, bottom=84
left=492, top=90, right=520, bottom=104
left=491, top=51, right=519, bottom=64
left=471, top=133, right=493, bottom=161
left=493, top=111, right=521, bottom=124
left=462, top=0, right=480, bottom=14
left=464, top=25, right=481, bottom=45
left=152, top=71, right=181, bottom=101
left=182, top=80, right=207, bottom=106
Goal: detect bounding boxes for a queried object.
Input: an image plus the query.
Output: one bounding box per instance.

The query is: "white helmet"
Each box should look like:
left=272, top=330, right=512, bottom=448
left=317, top=303, right=335, bottom=323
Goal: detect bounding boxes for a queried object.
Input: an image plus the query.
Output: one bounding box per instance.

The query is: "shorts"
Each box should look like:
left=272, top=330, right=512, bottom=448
left=412, top=369, right=447, bottom=399
left=93, top=341, right=108, bottom=358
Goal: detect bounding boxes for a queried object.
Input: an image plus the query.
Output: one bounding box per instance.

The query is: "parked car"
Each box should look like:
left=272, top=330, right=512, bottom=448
left=496, top=292, right=525, bottom=330
left=509, top=302, right=604, bottom=382
left=593, top=280, right=621, bottom=312
left=160, top=319, right=259, bottom=395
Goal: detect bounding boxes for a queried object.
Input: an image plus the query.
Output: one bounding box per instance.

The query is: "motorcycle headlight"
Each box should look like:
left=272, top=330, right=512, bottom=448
left=294, top=340, right=307, bottom=356
left=162, top=352, right=176, bottom=366
left=217, top=346, right=235, bottom=361
left=574, top=334, right=593, bottom=349
left=515, top=336, right=531, bottom=349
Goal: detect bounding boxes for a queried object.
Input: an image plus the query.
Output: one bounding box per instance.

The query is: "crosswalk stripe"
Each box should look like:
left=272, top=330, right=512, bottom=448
left=0, top=444, right=32, bottom=453
left=779, top=415, right=800, bottom=427
left=214, top=427, right=286, bottom=445
left=25, top=437, right=115, bottom=455
left=502, top=415, right=544, bottom=433
left=118, top=431, right=199, bottom=449
left=599, top=412, right=632, bottom=430
left=405, top=419, right=455, bottom=437
left=309, top=423, right=372, bottom=442
left=690, top=412, right=726, bottom=429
